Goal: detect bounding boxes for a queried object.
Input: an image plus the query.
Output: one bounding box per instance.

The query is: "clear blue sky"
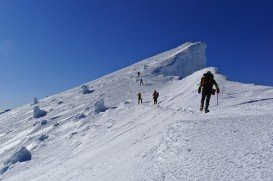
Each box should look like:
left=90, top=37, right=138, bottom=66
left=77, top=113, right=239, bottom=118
left=0, top=0, right=272, bottom=110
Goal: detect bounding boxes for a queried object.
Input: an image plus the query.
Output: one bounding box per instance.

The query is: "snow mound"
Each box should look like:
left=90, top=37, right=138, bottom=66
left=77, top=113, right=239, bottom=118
left=6, top=147, right=31, bottom=165
left=53, top=122, right=59, bottom=127
left=38, top=135, right=49, bottom=141
left=33, top=98, right=38, bottom=104
left=33, top=106, right=47, bottom=118
left=76, top=113, right=86, bottom=120
left=41, top=120, right=48, bottom=125
left=94, top=98, right=107, bottom=114
left=1, top=147, right=32, bottom=175
left=57, top=100, right=64, bottom=105
left=81, top=85, right=94, bottom=94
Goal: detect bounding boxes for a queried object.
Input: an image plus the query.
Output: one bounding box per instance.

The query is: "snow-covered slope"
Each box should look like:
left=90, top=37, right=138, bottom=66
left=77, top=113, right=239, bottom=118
left=1, top=42, right=273, bottom=181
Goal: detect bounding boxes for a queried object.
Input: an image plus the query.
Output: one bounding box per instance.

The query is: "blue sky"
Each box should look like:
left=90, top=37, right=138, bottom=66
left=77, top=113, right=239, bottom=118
left=0, top=0, right=273, bottom=109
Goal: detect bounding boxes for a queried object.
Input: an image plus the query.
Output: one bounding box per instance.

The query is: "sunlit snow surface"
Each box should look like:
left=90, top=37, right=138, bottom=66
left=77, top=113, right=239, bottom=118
left=1, top=42, right=273, bottom=181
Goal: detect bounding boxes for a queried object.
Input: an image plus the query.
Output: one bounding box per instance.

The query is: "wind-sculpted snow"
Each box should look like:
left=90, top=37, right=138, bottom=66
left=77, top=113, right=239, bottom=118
left=152, top=42, right=206, bottom=79
left=0, top=109, right=11, bottom=115
left=33, top=98, right=38, bottom=104
left=33, top=106, right=47, bottom=118
left=81, top=85, right=94, bottom=94
left=1, top=147, right=31, bottom=175
left=94, top=99, right=107, bottom=114
left=0, top=42, right=273, bottom=180
left=139, top=103, right=273, bottom=181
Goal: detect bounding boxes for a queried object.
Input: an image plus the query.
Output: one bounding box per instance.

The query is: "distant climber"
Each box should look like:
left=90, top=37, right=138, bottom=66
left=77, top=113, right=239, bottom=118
left=137, top=93, right=142, bottom=104
left=137, top=72, right=140, bottom=77
left=153, top=90, right=159, bottom=104
left=140, top=79, right=143, bottom=86
left=198, top=71, right=220, bottom=113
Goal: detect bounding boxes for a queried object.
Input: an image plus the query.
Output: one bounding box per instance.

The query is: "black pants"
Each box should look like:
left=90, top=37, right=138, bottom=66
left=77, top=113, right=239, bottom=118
left=153, top=98, right=158, bottom=104
left=201, top=91, right=211, bottom=110
left=138, top=98, right=142, bottom=104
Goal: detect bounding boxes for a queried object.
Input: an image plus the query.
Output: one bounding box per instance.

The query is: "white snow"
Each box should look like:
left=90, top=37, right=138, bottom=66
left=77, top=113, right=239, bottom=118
left=152, top=42, right=206, bottom=79
left=0, top=42, right=273, bottom=181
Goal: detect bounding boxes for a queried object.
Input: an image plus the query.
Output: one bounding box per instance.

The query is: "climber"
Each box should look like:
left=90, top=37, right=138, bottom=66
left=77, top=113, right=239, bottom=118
left=137, top=72, right=140, bottom=77
left=153, top=90, right=159, bottom=104
left=140, top=78, right=143, bottom=86
left=198, top=71, right=220, bottom=113
left=137, top=93, right=143, bottom=104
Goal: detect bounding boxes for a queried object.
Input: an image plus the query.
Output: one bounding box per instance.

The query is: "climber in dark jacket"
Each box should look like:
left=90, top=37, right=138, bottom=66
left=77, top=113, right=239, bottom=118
left=140, top=78, right=143, bottom=86
left=153, top=90, right=159, bottom=104
left=198, top=71, right=220, bottom=113
left=137, top=92, right=143, bottom=104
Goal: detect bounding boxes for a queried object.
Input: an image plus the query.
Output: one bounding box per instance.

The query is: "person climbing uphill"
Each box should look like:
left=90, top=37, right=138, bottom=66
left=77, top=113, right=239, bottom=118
left=137, top=92, right=142, bottom=104
left=140, top=78, right=143, bottom=86
left=153, top=90, right=159, bottom=104
left=198, top=71, right=220, bottom=113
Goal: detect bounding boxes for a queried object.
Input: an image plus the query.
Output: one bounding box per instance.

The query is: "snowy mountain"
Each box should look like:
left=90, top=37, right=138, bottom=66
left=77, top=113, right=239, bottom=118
left=1, top=42, right=273, bottom=181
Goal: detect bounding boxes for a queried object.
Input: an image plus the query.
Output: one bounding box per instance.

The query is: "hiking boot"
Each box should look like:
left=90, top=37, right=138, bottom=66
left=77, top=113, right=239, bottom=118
left=205, top=109, right=209, bottom=113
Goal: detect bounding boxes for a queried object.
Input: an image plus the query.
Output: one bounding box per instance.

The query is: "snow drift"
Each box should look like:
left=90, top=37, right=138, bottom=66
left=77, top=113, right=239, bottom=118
left=152, top=42, right=207, bottom=79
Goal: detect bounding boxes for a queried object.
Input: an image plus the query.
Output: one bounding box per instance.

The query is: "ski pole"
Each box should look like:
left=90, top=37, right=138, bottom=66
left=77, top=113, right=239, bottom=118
left=216, top=93, right=218, bottom=106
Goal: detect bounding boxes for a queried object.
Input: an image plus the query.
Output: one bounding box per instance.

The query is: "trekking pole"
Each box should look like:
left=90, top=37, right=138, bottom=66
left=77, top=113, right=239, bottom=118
left=217, top=93, right=219, bottom=106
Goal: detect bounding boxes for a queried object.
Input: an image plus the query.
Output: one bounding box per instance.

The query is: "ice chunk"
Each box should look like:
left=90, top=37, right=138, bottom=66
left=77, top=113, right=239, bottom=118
left=0, top=166, right=9, bottom=175
left=81, top=85, right=94, bottom=94
left=41, top=120, right=48, bottom=125
left=33, top=98, right=38, bottom=104
left=8, top=147, right=31, bottom=164
left=94, top=98, right=107, bottom=114
left=57, top=100, right=64, bottom=105
left=33, top=106, right=47, bottom=118
left=38, top=134, right=49, bottom=141
left=76, top=113, right=86, bottom=120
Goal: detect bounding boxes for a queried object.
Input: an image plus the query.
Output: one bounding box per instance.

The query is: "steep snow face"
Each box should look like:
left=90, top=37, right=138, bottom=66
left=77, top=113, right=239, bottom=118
left=152, top=42, right=207, bottom=79
left=0, top=42, right=273, bottom=181
left=126, top=42, right=206, bottom=79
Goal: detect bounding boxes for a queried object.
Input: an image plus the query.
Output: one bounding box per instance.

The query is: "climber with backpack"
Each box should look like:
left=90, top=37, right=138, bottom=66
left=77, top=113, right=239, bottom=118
left=140, top=78, right=144, bottom=86
left=153, top=90, right=159, bottom=104
left=137, top=92, right=143, bottom=104
left=198, top=71, right=220, bottom=113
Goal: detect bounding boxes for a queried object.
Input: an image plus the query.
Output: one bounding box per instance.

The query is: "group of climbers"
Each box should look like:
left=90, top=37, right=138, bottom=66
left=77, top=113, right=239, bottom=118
left=137, top=72, right=159, bottom=105
left=137, top=90, right=159, bottom=105
left=136, top=70, right=220, bottom=113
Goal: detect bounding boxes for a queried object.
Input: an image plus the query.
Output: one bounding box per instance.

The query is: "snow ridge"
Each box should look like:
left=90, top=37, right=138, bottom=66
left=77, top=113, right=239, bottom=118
left=1, top=42, right=273, bottom=181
